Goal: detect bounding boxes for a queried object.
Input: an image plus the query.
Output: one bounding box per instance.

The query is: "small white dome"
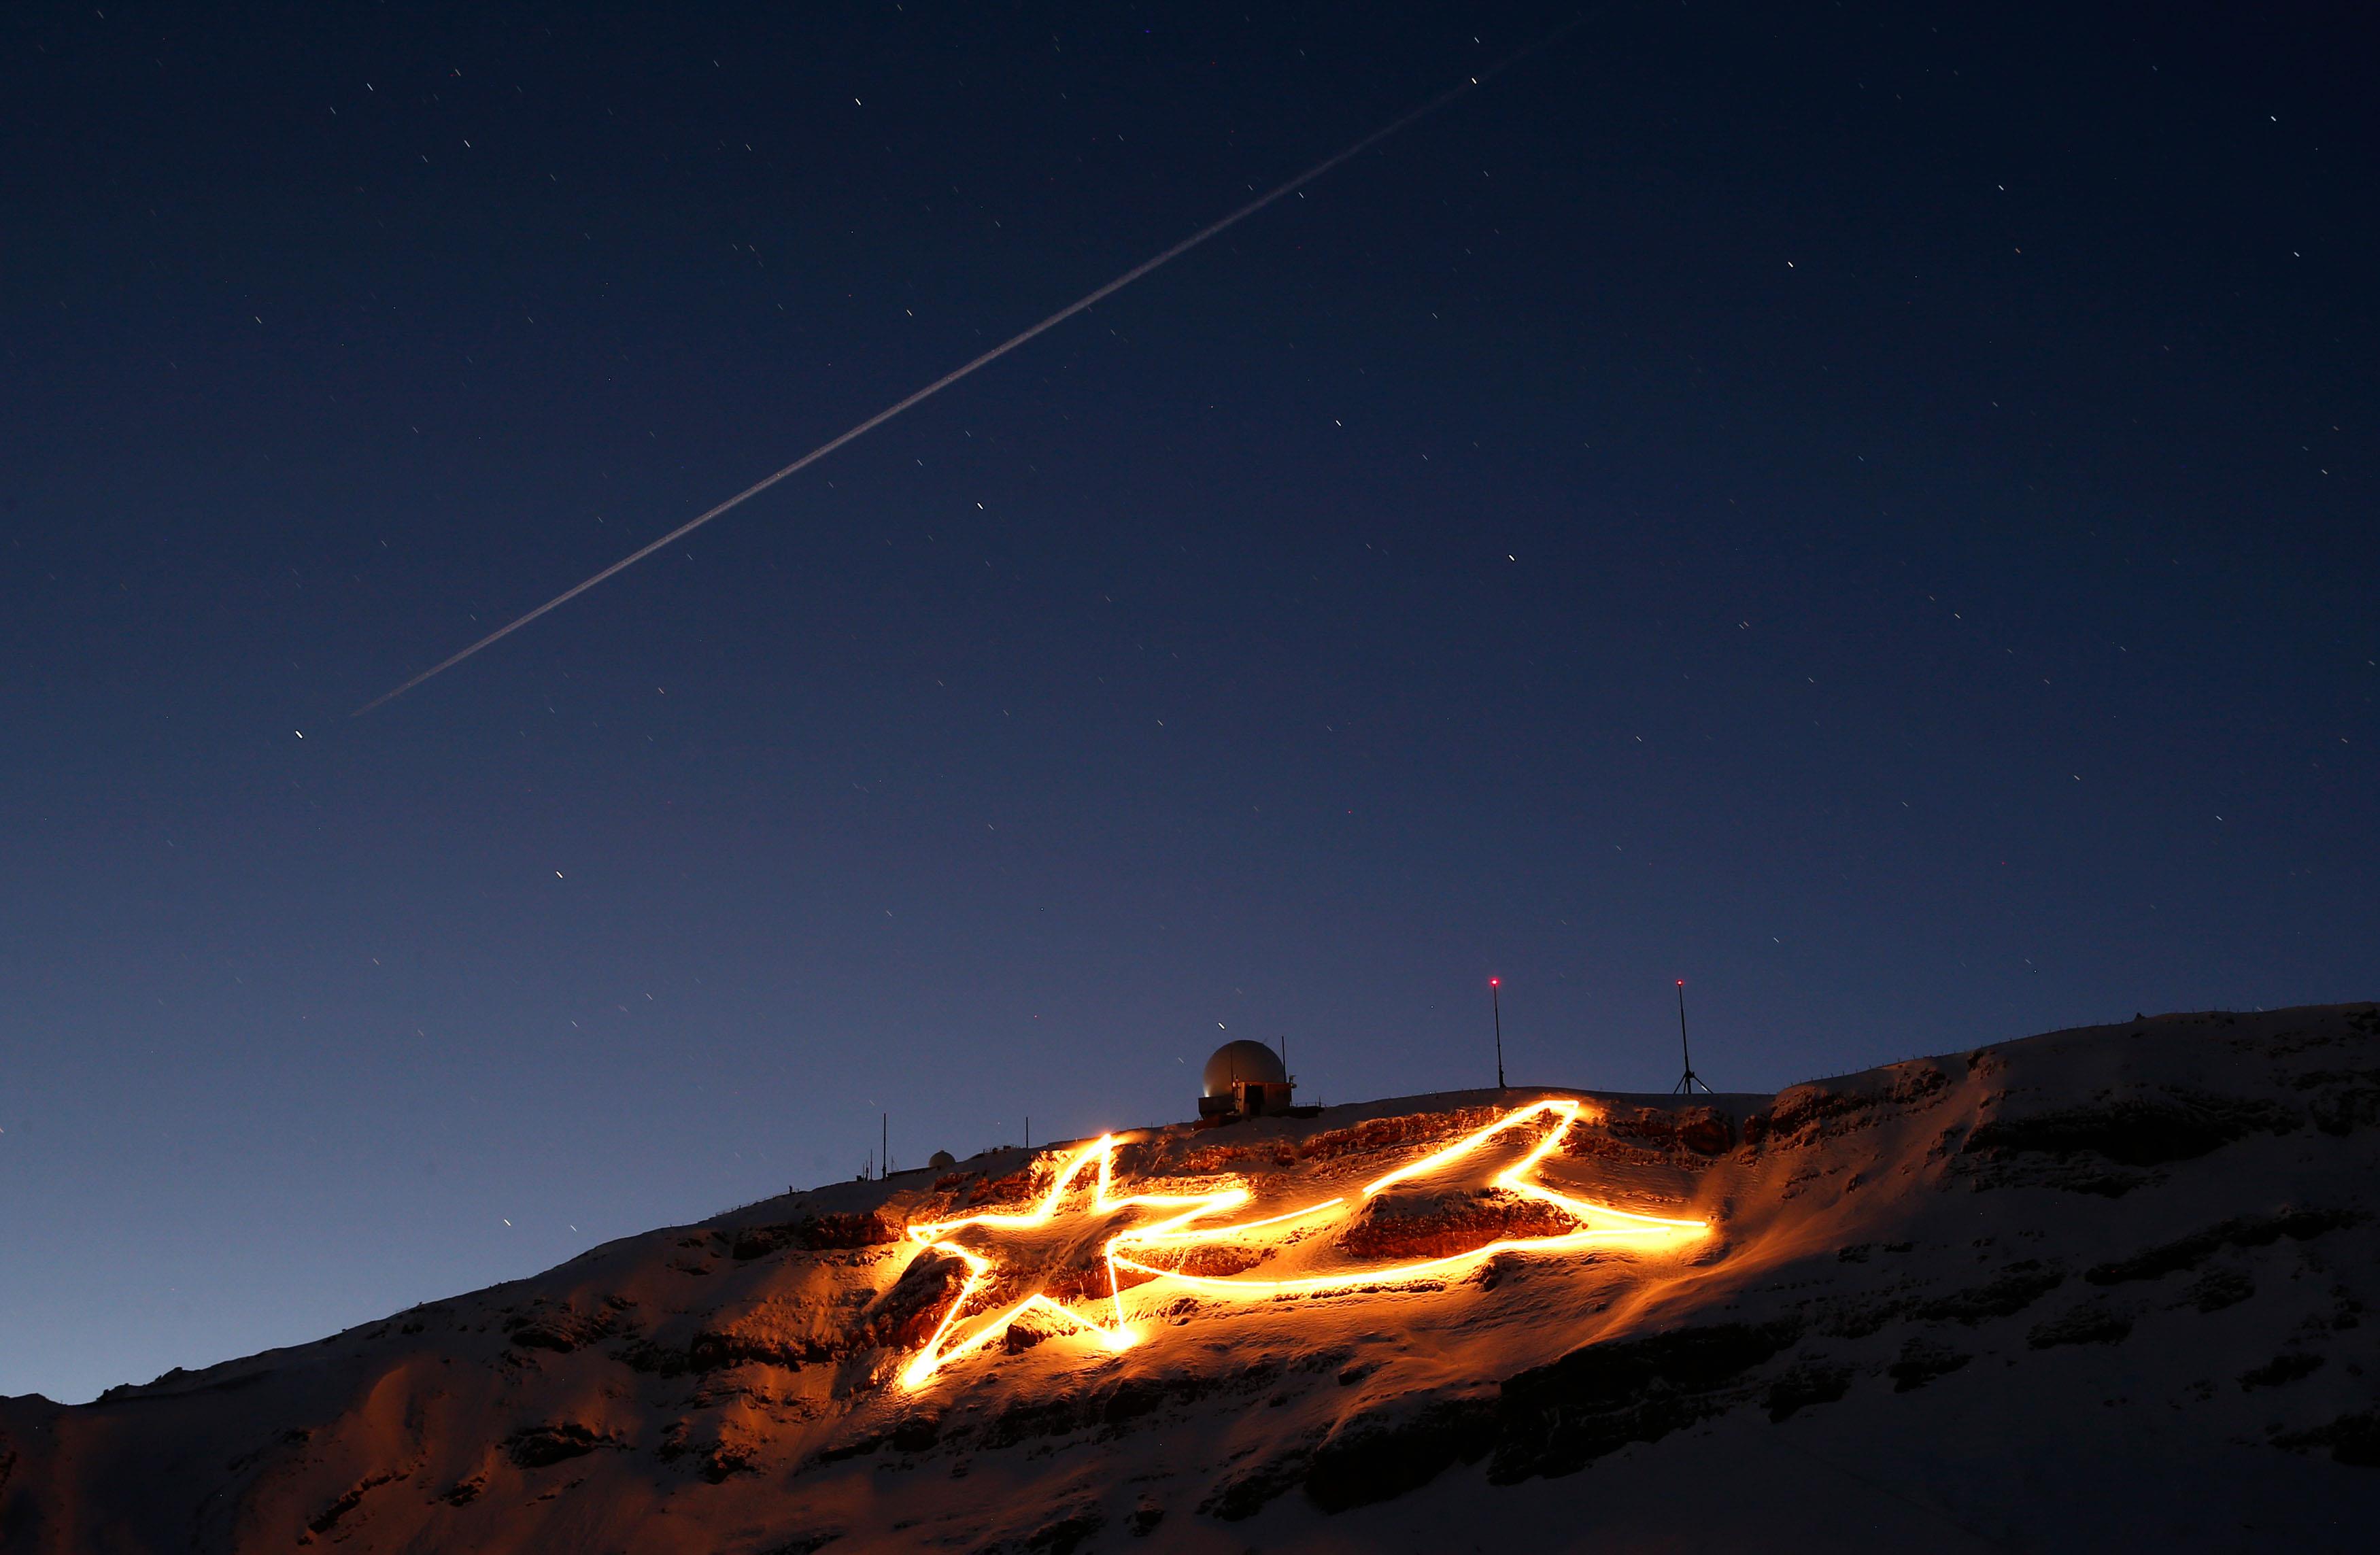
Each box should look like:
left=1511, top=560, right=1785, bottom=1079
left=1202, top=1040, right=1287, bottom=1097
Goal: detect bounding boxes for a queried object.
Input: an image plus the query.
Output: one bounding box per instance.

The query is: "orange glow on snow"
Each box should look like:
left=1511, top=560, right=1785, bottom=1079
left=898, top=1098, right=1708, bottom=1390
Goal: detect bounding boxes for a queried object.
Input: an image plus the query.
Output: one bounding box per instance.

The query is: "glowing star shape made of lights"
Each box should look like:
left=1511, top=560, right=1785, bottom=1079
left=896, top=1135, right=1251, bottom=1389
left=896, top=1097, right=1707, bottom=1390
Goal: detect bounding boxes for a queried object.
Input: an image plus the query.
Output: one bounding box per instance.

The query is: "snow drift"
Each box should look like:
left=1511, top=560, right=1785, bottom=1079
left=5, top=1004, right=2378, bottom=1552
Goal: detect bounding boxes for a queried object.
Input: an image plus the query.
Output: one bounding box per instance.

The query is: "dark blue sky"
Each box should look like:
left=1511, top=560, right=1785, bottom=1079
left=3, top=1, right=2371, bottom=1403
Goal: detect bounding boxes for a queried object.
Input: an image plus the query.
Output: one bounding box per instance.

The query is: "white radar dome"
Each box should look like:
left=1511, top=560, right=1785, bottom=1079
left=1202, top=1040, right=1288, bottom=1097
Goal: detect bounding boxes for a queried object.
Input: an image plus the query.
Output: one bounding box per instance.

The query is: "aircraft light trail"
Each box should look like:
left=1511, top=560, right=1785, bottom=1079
left=355, top=22, right=1580, bottom=716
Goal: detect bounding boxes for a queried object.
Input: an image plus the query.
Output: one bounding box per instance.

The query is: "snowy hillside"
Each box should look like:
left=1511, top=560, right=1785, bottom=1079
left=5, top=1004, right=2378, bottom=1552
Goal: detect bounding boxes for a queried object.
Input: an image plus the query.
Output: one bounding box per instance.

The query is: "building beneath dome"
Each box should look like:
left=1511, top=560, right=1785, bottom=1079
left=1199, top=1038, right=1294, bottom=1120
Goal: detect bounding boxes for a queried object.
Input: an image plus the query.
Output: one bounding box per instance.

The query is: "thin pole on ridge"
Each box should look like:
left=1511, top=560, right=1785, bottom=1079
left=1673, top=980, right=1712, bottom=1095
left=1491, top=977, right=1506, bottom=1090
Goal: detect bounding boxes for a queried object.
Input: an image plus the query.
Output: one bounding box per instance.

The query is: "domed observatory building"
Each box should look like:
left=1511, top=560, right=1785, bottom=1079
left=1199, top=1039, right=1295, bottom=1120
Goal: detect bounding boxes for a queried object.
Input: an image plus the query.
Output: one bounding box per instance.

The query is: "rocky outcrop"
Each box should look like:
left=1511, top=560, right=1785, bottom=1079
left=3, top=1002, right=2375, bottom=1553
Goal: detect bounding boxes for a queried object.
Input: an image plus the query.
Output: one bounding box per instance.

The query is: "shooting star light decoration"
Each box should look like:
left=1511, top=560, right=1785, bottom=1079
left=897, top=1097, right=1708, bottom=1391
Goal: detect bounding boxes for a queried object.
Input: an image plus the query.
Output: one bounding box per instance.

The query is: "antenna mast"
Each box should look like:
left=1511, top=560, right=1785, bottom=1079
left=1491, top=978, right=1506, bottom=1090
left=1673, top=980, right=1712, bottom=1094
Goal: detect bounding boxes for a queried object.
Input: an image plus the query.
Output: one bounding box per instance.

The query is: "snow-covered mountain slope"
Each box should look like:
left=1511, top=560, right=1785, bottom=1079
left=5, top=1004, right=2378, bottom=1552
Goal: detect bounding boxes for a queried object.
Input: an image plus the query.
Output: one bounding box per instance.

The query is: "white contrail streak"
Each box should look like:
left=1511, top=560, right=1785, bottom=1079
left=354, top=25, right=1579, bottom=715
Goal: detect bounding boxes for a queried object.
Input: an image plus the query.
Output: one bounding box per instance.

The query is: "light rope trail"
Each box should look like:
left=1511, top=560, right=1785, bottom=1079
left=895, top=1097, right=1708, bottom=1391
left=354, top=20, right=1584, bottom=715
left=896, top=1132, right=1254, bottom=1389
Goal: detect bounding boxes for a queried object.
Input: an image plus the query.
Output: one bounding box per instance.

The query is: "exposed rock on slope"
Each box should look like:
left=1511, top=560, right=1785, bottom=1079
left=5, top=1004, right=2379, bottom=1552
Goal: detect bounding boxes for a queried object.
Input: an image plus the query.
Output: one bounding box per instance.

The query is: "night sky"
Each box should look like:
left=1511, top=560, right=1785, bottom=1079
left=4, top=1, right=2372, bottom=1405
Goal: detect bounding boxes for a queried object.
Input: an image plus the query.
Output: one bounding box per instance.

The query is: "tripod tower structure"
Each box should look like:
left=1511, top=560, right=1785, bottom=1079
left=1672, top=979, right=1712, bottom=1095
